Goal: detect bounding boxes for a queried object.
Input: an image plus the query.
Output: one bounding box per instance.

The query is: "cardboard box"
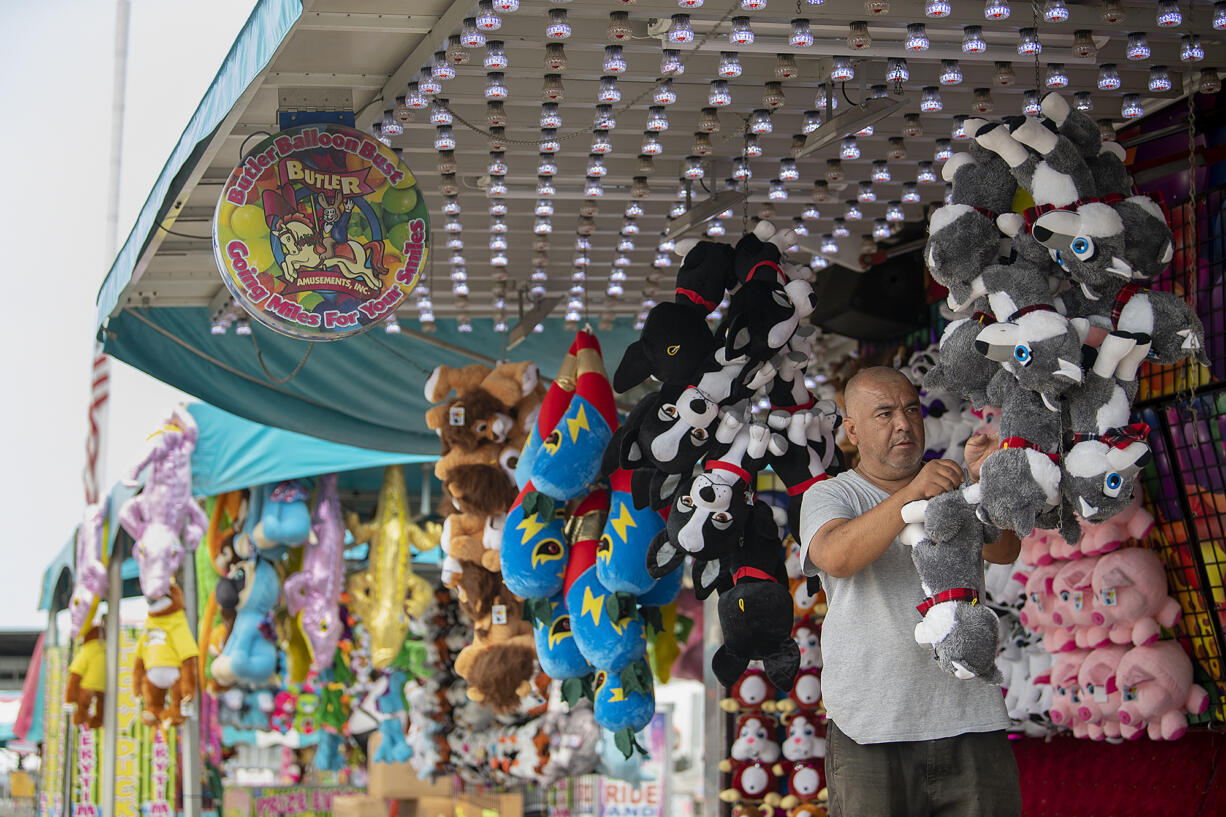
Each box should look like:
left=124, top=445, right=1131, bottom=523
left=402, top=797, right=456, bottom=817
left=454, top=792, right=523, bottom=817
left=366, top=733, right=455, bottom=800
left=332, top=795, right=387, bottom=817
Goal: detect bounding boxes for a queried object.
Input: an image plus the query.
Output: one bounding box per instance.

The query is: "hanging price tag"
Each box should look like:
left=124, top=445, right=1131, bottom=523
left=1101, top=588, right=1117, bottom=606
left=1094, top=685, right=1108, bottom=703
left=449, top=406, right=466, bottom=426
left=491, top=604, right=507, bottom=625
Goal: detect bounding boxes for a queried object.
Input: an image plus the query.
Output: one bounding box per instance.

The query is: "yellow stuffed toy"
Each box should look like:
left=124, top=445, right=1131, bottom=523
left=65, top=625, right=106, bottom=729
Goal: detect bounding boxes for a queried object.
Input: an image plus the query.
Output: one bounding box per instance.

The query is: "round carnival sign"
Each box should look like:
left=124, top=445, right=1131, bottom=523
left=212, top=123, right=428, bottom=339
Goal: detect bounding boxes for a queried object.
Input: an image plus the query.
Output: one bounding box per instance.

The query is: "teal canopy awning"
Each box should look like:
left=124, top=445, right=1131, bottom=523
left=103, top=308, right=640, bottom=454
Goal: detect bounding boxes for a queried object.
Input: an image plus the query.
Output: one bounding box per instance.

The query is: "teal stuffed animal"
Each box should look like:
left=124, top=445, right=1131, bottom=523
left=594, top=659, right=656, bottom=758
left=500, top=481, right=569, bottom=599
left=597, top=469, right=667, bottom=595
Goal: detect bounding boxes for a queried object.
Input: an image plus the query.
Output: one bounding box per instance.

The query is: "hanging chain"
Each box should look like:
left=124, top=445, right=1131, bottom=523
left=1181, top=0, right=1201, bottom=408
left=1031, top=2, right=1042, bottom=95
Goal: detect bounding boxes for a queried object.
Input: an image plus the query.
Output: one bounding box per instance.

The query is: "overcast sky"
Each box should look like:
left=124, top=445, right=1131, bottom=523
left=0, top=0, right=259, bottom=628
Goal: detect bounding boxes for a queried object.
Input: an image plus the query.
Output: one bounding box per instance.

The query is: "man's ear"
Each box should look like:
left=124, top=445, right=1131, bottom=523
left=842, top=416, right=859, bottom=447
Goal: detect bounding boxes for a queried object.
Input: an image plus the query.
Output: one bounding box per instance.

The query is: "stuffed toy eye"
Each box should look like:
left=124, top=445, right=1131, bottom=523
left=711, top=511, right=733, bottom=530
left=678, top=495, right=695, bottom=510
left=1103, top=471, right=1124, bottom=498
left=659, top=403, right=679, bottom=421
left=1012, top=343, right=1033, bottom=366
left=1056, top=685, right=1065, bottom=695
left=1085, top=683, right=1095, bottom=695
left=1070, top=235, right=1095, bottom=260
left=690, top=427, right=709, bottom=442
left=1059, top=590, right=1070, bottom=602
left=1029, top=592, right=1039, bottom=603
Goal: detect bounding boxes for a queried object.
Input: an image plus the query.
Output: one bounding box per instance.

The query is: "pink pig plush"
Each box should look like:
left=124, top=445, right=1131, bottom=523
left=1050, top=558, right=1112, bottom=650
left=1078, top=492, right=1155, bottom=558
left=1074, top=645, right=1130, bottom=741
left=1090, top=548, right=1181, bottom=647
left=1020, top=563, right=1076, bottom=652
left=1116, top=641, right=1209, bottom=741
left=1019, top=527, right=1060, bottom=566
left=1047, top=650, right=1091, bottom=738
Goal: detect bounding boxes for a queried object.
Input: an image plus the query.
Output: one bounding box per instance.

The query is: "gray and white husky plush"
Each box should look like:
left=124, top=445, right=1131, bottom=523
left=1061, top=370, right=1151, bottom=522
left=900, top=484, right=1004, bottom=685
left=924, top=315, right=1001, bottom=409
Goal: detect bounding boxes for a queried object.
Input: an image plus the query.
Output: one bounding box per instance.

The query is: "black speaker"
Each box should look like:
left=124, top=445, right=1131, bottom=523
left=809, top=250, right=927, bottom=340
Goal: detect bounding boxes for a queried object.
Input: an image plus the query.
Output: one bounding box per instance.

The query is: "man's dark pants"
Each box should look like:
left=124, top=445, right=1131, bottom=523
left=826, top=720, right=1022, bottom=817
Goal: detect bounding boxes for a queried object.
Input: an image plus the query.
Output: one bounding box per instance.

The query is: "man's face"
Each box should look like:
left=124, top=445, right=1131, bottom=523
left=844, top=377, right=925, bottom=477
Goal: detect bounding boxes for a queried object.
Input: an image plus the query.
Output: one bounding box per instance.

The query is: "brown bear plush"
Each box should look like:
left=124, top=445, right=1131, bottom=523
left=453, top=586, right=537, bottom=711
left=133, top=583, right=199, bottom=726
left=434, top=442, right=520, bottom=517
left=445, top=512, right=502, bottom=573
left=425, top=362, right=542, bottom=453
left=65, top=625, right=106, bottom=728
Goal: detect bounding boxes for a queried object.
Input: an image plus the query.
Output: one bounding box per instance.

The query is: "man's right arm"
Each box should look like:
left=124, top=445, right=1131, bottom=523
left=807, top=459, right=966, bottom=578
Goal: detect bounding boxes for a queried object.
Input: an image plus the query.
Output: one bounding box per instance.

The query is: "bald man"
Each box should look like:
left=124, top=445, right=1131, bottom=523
left=800, top=366, right=1021, bottom=817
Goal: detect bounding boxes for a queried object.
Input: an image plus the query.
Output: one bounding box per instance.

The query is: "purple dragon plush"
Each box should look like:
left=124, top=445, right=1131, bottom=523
left=284, top=473, right=346, bottom=672
left=68, top=502, right=108, bottom=637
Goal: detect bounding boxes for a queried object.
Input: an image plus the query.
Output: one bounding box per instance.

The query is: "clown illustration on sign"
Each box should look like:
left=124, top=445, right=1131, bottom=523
left=213, top=123, right=428, bottom=339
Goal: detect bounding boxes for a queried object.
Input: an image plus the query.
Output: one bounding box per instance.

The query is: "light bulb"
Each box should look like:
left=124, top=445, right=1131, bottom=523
left=446, top=35, right=469, bottom=65
left=902, top=182, right=920, bottom=203
left=821, top=234, right=839, bottom=253
left=1074, top=92, right=1093, bottom=111
left=826, top=159, right=844, bottom=181
left=445, top=218, right=463, bottom=233
left=595, top=104, right=616, bottom=130
left=934, top=139, right=953, bottom=162
left=873, top=219, right=891, bottom=240
left=841, top=136, right=860, bottom=159
left=493, top=0, right=518, bottom=11
left=437, top=151, right=457, bottom=175
left=539, top=129, right=560, bottom=153
left=1122, top=94, right=1143, bottom=119
left=716, top=52, right=743, bottom=79
left=475, top=0, right=501, bottom=31
left=940, top=60, right=963, bottom=85
left=544, top=43, right=567, bottom=70
left=622, top=218, right=640, bottom=235
left=537, top=177, right=556, bottom=196
left=429, top=99, right=452, bottom=125
left=1217, top=0, right=1226, bottom=30
left=921, top=86, right=943, bottom=112
left=1200, top=68, right=1222, bottom=93
left=442, top=197, right=461, bottom=216
left=709, top=80, right=732, bottom=106
left=545, top=8, right=571, bottom=38
left=600, top=45, right=627, bottom=75
left=1101, top=0, right=1125, bottom=23
left=872, top=160, right=891, bottom=181
left=963, top=25, right=987, bottom=53
left=655, top=79, right=677, bottom=105
left=488, top=235, right=507, bottom=251
left=1045, top=63, right=1068, bottom=88
left=404, top=83, right=427, bottom=110
left=743, top=134, right=763, bottom=157
left=625, top=200, right=645, bottom=217
left=749, top=109, right=773, bottom=134
left=779, top=158, right=800, bottom=181
left=776, top=54, right=800, bottom=79
left=742, top=0, right=767, bottom=9
left=669, top=14, right=695, bottom=43
left=1126, top=32, right=1150, bottom=61
left=1022, top=89, right=1041, bottom=115
left=614, top=253, right=632, bottom=267
left=488, top=127, right=506, bottom=151
left=420, top=71, right=441, bottom=97
left=591, top=131, right=613, bottom=154
left=769, top=180, right=789, bottom=201
left=886, top=201, right=905, bottom=221
left=847, top=20, right=871, bottom=49
left=814, top=179, right=832, bottom=201
left=870, top=83, right=889, bottom=99
left=889, top=136, right=907, bottom=159
left=487, top=177, right=508, bottom=196
left=485, top=100, right=506, bottom=126
left=679, top=0, right=704, bottom=7
left=669, top=201, right=686, bottom=218
left=865, top=0, right=889, bottom=12
left=1157, top=0, right=1181, bottom=26
left=457, top=318, right=472, bottom=333
left=1181, top=35, right=1205, bottom=63
left=926, top=0, right=951, bottom=17
left=661, top=49, right=684, bottom=75
left=699, top=108, right=721, bottom=133
left=858, top=181, right=877, bottom=202
left=683, top=156, right=704, bottom=180
left=1072, top=29, right=1097, bottom=59
left=803, top=204, right=821, bottom=220
left=537, top=155, right=557, bottom=176
left=832, top=219, right=850, bottom=237
left=535, top=199, right=554, bottom=217
left=1043, top=0, right=1068, bottom=22
left=490, top=216, right=507, bottom=233
left=433, top=51, right=456, bottom=79
left=906, top=23, right=930, bottom=51
left=730, top=18, right=754, bottom=46
left=984, top=0, right=1009, bottom=19
left=1149, top=65, right=1171, bottom=92
left=539, top=103, right=561, bottom=129
left=434, top=125, right=455, bottom=150
left=917, top=161, right=938, bottom=183
left=584, top=178, right=603, bottom=198
left=793, top=218, right=809, bottom=237
left=886, top=57, right=910, bottom=82
left=1017, top=27, right=1041, bottom=55
left=484, top=72, right=507, bottom=100
left=641, top=132, right=663, bottom=155
left=763, top=81, right=787, bottom=108
left=608, top=10, right=632, bottom=40
left=777, top=20, right=811, bottom=52
left=902, top=113, right=923, bottom=136
left=952, top=115, right=969, bottom=140
left=802, top=110, right=822, bottom=134
left=1098, top=63, right=1121, bottom=90
left=733, top=157, right=752, bottom=181
left=646, top=106, right=669, bottom=131
left=439, top=174, right=458, bottom=195
left=994, top=61, right=1016, bottom=86
left=831, top=57, right=855, bottom=81
left=598, top=76, right=621, bottom=103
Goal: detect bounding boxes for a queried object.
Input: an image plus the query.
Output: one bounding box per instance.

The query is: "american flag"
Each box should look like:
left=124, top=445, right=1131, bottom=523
left=83, top=347, right=110, bottom=504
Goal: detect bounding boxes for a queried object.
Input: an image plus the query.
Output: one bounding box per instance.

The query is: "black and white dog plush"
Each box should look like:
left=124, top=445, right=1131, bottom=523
left=767, top=402, right=844, bottom=538
left=711, top=501, right=801, bottom=692
left=645, top=407, right=767, bottom=581
left=614, top=384, right=714, bottom=476
left=900, top=485, right=1004, bottom=685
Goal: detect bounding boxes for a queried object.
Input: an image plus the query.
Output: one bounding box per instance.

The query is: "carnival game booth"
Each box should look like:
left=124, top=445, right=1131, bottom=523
left=86, top=0, right=1226, bottom=815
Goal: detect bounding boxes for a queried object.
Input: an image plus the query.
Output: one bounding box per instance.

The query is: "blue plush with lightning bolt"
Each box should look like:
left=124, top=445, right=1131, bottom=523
left=597, top=468, right=668, bottom=596
left=531, top=331, right=619, bottom=502
left=594, top=659, right=656, bottom=758
left=501, top=482, right=569, bottom=600
left=529, top=591, right=593, bottom=680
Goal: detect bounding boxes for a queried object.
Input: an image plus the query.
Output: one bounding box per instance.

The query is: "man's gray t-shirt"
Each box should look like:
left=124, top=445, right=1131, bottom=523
left=799, top=469, right=1010, bottom=744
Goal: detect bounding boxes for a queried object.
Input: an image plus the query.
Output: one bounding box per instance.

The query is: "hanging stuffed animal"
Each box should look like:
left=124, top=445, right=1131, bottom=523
left=347, top=465, right=434, bottom=669
left=284, top=473, right=346, bottom=673
left=65, top=624, right=106, bottom=728
left=210, top=555, right=280, bottom=687
left=68, top=503, right=108, bottom=639
left=133, top=583, right=199, bottom=725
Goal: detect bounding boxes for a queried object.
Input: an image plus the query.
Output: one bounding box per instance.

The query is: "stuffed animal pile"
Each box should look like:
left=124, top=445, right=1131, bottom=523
left=425, top=361, right=545, bottom=709
left=900, top=90, right=1209, bottom=689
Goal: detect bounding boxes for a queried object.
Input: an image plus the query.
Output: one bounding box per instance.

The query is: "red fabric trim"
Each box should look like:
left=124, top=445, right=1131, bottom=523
left=1022, top=193, right=1125, bottom=230
left=745, top=260, right=783, bottom=284
left=916, top=587, right=979, bottom=616
left=1106, top=676, right=1118, bottom=695
left=972, top=311, right=996, bottom=326
left=1111, top=282, right=1144, bottom=327
left=1000, top=436, right=1060, bottom=464
left=788, top=473, right=829, bottom=496
left=707, top=460, right=751, bottom=483
left=733, top=566, right=776, bottom=584
left=675, top=287, right=719, bottom=312
left=1006, top=303, right=1055, bottom=322
left=772, top=394, right=817, bottom=414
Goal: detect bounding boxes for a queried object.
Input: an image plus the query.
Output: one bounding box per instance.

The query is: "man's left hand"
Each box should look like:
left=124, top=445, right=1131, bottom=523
left=964, top=433, right=999, bottom=483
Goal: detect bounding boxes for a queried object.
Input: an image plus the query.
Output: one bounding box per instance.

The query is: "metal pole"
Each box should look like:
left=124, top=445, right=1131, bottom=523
left=179, top=560, right=202, bottom=817
left=46, top=607, right=70, bottom=817
left=99, top=554, right=122, bottom=817
left=701, top=593, right=724, bottom=817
